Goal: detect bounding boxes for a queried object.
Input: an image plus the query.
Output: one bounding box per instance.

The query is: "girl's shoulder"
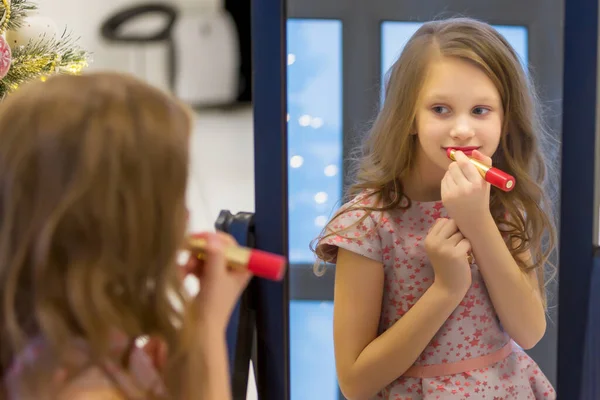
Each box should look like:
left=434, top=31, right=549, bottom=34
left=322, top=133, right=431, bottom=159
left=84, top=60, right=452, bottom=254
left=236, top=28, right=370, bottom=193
left=328, top=190, right=389, bottom=232
left=314, top=190, right=388, bottom=264
left=337, top=189, right=389, bottom=218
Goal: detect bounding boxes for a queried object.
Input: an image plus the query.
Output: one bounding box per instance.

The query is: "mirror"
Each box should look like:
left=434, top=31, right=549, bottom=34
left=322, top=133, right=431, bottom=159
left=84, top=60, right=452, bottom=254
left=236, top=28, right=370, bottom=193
left=285, top=3, right=564, bottom=399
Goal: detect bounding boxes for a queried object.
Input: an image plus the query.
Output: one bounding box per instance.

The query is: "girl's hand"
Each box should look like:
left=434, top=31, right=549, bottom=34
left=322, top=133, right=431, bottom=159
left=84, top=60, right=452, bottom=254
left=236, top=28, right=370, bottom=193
left=441, top=149, right=493, bottom=236
left=424, top=218, right=472, bottom=294
left=141, top=232, right=251, bottom=372
left=183, top=231, right=253, bottom=332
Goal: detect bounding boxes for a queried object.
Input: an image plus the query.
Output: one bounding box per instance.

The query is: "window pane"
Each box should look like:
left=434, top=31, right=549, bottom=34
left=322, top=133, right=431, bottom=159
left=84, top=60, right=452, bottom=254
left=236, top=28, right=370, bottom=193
left=287, top=19, right=343, bottom=265
left=287, top=19, right=342, bottom=400
left=290, top=300, right=337, bottom=399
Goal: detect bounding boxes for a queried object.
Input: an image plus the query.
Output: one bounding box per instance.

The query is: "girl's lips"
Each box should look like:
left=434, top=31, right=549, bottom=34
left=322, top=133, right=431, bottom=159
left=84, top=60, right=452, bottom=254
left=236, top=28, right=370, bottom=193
left=444, top=147, right=480, bottom=157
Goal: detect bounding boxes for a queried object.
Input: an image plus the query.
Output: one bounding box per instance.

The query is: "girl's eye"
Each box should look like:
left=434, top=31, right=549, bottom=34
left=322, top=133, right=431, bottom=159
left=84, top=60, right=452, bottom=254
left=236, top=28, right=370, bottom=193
left=432, top=106, right=450, bottom=114
left=473, top=107, right=490, bottom=116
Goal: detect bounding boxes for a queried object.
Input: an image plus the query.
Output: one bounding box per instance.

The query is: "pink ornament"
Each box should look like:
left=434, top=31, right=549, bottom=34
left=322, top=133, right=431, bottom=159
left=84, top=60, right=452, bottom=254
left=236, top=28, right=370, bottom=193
left=0, top=35, right=11, bottom=79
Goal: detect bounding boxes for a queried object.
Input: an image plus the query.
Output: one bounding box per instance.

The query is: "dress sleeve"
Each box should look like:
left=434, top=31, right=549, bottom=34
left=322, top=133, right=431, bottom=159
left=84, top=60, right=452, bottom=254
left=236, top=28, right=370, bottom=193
left=314, top=192, right=383, bottom=264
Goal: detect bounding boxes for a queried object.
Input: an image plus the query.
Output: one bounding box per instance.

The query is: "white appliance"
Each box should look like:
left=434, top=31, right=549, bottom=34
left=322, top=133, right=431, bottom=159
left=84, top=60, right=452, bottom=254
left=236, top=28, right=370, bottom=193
left=100, top=0, right=240, bottom=108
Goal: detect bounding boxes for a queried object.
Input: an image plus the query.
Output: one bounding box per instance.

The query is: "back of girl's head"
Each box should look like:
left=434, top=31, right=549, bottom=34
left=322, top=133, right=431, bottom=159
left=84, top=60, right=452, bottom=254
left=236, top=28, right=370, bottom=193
left=0, top=72, right=192, bottom=382
left=319, top=17, right=557, bottom=302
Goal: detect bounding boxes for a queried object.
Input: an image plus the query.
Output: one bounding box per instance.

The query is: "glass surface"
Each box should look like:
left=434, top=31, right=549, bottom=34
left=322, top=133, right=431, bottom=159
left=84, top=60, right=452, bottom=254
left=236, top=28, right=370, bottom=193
left=287, top=18, right=343, bottom=400
left=287, top=20, right=530, bottom=400
left=287, top=19, right=343, bottom=265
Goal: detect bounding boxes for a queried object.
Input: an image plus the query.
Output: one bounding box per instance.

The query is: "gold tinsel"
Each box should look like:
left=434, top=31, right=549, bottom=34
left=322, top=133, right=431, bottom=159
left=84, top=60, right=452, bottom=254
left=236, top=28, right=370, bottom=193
left=0, top=0, right=11, bottom=35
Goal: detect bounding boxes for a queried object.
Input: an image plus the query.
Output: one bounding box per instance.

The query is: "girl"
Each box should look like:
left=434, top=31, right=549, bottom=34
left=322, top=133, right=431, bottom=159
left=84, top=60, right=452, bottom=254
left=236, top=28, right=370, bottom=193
left=0, top=72, right=251, bottom=399
left=313, top=17, right=557, bottom=399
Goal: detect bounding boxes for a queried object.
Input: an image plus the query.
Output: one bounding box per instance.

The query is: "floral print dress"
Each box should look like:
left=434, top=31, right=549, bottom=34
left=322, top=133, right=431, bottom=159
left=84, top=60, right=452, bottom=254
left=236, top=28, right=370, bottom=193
left=316, top=192, right=556, bottom=400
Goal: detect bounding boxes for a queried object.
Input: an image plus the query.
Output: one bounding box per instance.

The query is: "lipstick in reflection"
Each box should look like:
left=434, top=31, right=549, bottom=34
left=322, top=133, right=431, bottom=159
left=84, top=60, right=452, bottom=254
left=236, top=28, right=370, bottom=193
left=446, top=148, right=516, bottom=192
left=187, top=237, right=287, bottom=281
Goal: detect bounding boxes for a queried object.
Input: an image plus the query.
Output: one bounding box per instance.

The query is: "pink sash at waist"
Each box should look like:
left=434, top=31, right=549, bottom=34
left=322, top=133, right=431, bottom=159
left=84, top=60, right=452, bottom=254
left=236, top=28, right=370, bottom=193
left=403, top=340, right=515, bottom=378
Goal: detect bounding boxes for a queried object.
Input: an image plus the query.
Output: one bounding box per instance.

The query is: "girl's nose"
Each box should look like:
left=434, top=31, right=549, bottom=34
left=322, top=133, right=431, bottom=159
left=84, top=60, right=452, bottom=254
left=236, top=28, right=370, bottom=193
left=449, top=115, right=475, bottom=141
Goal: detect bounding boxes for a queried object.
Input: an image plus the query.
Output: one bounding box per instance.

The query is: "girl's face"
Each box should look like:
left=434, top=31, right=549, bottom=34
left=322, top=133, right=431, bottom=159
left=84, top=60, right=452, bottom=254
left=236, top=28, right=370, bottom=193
left=413, top=56, right=503, bottom=179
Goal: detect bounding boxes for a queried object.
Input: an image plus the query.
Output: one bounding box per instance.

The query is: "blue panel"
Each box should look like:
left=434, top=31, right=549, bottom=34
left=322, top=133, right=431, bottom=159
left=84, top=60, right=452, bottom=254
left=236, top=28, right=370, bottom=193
left=286, top=19, right=343, bottom=265
left=287, top=18, right=342, bottom=400
left=290, top=300, right=337, bottom=400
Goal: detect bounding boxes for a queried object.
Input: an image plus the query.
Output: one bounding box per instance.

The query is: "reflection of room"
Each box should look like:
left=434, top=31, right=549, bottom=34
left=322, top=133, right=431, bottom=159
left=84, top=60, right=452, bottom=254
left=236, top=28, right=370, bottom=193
left=286, top=18, right=557, bottom=400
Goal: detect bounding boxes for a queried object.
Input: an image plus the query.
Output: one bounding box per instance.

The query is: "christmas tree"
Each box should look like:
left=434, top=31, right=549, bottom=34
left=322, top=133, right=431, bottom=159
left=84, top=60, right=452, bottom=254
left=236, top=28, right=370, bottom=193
left=0, top=0, right=89, bottom=99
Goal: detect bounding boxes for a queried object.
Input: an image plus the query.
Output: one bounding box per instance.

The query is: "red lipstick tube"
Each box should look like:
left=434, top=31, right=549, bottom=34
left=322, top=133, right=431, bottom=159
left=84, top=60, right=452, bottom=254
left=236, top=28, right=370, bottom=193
left=187, top=237, right=287, bottom=281
left=446, top=149, right=516, bottom=192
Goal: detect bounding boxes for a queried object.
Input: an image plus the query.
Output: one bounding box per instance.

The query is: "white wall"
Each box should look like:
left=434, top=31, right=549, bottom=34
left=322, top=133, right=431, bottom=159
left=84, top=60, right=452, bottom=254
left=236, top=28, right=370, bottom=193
left=186, top=107, right=255, bottom=232
left=32, top=1, right=258, bottom=398
left=33, top=0, right=256, bottom=223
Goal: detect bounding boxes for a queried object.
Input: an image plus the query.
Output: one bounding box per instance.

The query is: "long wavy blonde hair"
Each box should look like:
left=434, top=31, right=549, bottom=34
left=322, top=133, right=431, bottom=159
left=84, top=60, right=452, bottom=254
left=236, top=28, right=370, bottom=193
left=0, top=72, right=204, bottom=398
left=313, top=17, right=558, bottom=305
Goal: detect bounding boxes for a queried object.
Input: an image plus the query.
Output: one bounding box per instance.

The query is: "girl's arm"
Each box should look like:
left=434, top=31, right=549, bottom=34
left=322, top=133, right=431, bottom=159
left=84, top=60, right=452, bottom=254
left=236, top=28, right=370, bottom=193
left=333, top=248, right=465, bottom=400
left=178, top=324, right=233, bottom=400
left=441, top=150, right=547, bottom=350
left=176, top=231, right=250, bottom=400
left=467, top=213, right=547, bottom=349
